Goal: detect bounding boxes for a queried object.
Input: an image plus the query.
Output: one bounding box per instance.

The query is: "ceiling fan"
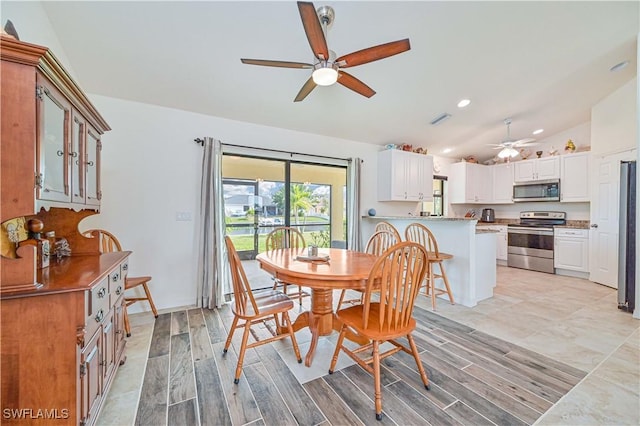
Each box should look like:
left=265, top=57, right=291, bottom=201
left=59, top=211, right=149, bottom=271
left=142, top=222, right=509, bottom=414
left=488, top=118, right=537, bottom=158
left=240, top=1, right=411, bottom=102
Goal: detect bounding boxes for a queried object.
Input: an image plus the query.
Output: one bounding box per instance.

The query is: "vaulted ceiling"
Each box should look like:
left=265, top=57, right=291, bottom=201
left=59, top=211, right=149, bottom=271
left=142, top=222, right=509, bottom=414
left=37, top=1, right=638, bottom=160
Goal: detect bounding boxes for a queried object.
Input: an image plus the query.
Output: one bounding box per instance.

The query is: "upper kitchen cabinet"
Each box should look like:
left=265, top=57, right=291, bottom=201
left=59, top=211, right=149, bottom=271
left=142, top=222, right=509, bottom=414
left=1, top=36, right=110, bottom=218
left=449, top=162, right=492, bottom=204
left=491, top=163, right=515, bottom=203
left=377, top=150, right=433, bottom=202
left=514, top=156, right=560, bottom=182
left=560, top=152, right=590, bottom=202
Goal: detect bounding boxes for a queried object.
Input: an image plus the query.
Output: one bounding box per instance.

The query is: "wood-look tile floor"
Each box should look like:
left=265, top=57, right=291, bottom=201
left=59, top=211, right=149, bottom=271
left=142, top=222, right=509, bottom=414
left=98, top=267, right=640, bottom=426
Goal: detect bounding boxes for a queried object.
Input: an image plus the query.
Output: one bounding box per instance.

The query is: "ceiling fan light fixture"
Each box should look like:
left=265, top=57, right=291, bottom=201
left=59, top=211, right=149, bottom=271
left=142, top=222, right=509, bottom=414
left=312, top=63, right=338, bottom=86
left=457, top=99, right=471, bottom=108
left=498, top=146, right=518, bottom=159
left=532, top=128, right=544, bottom=135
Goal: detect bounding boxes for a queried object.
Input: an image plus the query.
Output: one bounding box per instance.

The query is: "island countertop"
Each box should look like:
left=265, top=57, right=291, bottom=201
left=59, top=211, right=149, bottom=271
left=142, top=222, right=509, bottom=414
left=363, top=215, right=476, bottom=222
left=362, top=216, right=495, bottom=307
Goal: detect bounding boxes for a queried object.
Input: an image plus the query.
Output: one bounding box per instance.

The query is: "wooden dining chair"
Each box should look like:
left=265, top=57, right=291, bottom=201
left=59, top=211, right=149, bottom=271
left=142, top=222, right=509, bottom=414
left=405, top=223, right=455, bottom=310
left=329, top=241, right=431, bottom=421
left=336, top=230, right=398, bottom=310
left=265, top=226, right=309, bottom=304
left=223, top=236, right=302, bottom=384
left=374, top=221, right=402, bottom=242
left=83, top=229, right=158, bottom=337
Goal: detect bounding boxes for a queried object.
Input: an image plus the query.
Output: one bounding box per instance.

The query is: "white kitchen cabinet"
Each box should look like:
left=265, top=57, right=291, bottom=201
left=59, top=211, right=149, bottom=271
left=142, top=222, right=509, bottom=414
left=560, top=152, right=590, bottom=202
left=478, top=225, right=508, bottom=262
left=514, top=156, right=560, bottom=182
left=449, top=162, right=492, bottom=204
left=554, top=228, right=589, bottom=272
left=377, top=150, right=433, bottom=202
left=491, top=163, right=514, bottom=203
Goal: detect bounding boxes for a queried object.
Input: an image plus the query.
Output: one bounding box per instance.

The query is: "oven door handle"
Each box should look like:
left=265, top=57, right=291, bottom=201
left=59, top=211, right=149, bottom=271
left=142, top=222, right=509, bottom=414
left=508, top=228, right=553, bottom=236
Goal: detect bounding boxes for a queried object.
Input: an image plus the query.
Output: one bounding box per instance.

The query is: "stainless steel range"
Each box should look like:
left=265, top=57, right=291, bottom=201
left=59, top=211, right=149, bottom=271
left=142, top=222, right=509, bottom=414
left=507, top=211, right=566, bottom=273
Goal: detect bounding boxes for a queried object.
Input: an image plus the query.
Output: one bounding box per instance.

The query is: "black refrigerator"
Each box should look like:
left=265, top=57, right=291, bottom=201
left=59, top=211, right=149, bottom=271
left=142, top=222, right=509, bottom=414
left=618, top=161, right=636, bottom=312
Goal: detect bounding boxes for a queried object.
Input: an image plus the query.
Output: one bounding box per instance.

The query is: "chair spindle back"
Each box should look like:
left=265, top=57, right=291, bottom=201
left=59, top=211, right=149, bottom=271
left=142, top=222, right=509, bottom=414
left=225, top=236, right=259, bottom=317
left=365, top=230, right=399, bottom=257
left=362, top=242, right=428, bottom=332
left=405, top=223, right=440, bottom=256
left=265, top=227, right=306, bottom=250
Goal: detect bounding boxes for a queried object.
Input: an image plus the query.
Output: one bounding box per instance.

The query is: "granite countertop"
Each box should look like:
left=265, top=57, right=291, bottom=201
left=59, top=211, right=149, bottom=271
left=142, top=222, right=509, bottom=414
left=554, top=224, right=590, bottom=229
left=363, top=215, right=476, bottom=221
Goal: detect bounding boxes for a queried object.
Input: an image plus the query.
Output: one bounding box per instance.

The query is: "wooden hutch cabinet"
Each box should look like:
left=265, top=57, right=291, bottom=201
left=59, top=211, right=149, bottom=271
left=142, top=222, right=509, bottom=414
left=1, top=36, right=126, bottom=426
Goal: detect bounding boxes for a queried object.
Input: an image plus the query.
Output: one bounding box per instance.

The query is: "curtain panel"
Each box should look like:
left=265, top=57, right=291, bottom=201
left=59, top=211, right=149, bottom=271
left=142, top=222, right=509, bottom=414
left=346, top=157, right=362, bottom=251
left=196, top=137, right=226, bottom=309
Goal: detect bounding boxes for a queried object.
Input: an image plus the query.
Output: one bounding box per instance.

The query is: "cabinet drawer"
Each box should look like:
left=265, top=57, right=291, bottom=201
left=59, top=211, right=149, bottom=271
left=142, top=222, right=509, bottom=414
left=89, top=277, right=110, bottom=318
left=109, top=264, right=124, bottom=299
left=554, top=228, right=588, bottom=238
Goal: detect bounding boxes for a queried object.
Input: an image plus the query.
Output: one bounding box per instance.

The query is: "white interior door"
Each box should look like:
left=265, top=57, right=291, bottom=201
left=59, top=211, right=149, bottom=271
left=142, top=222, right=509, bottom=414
left=589, top=150, right=636, bottom=287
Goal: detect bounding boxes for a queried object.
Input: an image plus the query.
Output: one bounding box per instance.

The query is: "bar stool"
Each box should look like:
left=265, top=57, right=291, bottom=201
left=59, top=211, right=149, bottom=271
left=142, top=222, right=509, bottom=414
left=405, top=223, right=455, bottom=310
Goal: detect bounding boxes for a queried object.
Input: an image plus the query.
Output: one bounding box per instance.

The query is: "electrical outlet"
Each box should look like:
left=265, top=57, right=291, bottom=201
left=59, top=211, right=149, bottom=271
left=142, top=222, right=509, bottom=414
left=175, top=211, right=192, bottom=221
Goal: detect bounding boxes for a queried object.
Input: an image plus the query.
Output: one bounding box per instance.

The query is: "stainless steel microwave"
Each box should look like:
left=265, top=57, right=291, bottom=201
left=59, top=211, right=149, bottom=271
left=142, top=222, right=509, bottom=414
left=513, top=179, right=560, bottom=202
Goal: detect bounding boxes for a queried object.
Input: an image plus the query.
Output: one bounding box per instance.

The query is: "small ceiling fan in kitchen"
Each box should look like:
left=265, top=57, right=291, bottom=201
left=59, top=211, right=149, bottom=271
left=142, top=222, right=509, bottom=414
left=488, top=118, right=537, bottom=159
left=240, top=1, right=411, bottom=102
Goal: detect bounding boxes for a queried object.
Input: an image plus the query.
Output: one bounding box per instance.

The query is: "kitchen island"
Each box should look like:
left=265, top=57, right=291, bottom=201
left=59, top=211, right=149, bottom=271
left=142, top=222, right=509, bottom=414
left=362, top=216, right=497, bottom=307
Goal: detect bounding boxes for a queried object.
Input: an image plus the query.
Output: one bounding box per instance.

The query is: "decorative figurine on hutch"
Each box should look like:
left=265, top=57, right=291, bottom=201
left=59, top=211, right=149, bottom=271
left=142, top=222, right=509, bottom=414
left=565, top=139, right=576, bottom=153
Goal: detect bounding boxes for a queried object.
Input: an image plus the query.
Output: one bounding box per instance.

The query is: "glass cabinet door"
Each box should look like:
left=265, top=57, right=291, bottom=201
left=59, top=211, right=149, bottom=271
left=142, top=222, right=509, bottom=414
left=85, top=124, right=101, bottom=206
left=71, top=112, right=86, bottom=204
left=36, top=76, right=71, bottom=202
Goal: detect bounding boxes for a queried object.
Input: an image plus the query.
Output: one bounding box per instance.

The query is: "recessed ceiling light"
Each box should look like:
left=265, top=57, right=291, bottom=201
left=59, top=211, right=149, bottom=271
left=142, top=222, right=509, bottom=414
left=610, top=60, right=629, bottom=72
left=532, top=129, right=544, bottom=135
left=442, top=148, right=453, bottom=154
left=457, top=99, right=471, bottom=108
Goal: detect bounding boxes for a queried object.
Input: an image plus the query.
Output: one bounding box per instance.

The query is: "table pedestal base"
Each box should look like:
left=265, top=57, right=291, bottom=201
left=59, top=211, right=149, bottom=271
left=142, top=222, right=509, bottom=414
left=283, top=288, right=368, bottom=367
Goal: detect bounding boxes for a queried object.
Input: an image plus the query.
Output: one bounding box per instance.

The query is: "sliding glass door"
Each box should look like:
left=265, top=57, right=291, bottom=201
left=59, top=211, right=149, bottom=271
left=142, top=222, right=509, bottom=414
left=221, top=155, right=347, bottom=260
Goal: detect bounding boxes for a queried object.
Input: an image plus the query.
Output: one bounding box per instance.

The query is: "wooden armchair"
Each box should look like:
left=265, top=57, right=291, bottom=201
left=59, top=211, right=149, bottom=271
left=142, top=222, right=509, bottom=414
left=329, top=241, right=431, bottom=420
left=223, top=236, right=302, bottom=384
left=83, top=229, right=158, bottom=336
left=265, top=226, right=310, bottom=304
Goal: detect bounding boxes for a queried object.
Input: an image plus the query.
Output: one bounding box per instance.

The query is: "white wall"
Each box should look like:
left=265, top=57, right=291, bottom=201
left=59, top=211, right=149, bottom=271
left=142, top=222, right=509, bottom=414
left=533, top=122, right=591, bottom=155
left=1, top=1, right=76, bottom=78
left=83, top=95, right=435, bottom=311
left=591, top=77, right=638, bottom=156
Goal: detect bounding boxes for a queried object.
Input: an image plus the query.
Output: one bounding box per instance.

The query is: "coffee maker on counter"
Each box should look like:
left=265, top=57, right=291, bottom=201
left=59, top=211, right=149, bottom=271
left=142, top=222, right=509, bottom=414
left=480, top=208, right=495, bottom=223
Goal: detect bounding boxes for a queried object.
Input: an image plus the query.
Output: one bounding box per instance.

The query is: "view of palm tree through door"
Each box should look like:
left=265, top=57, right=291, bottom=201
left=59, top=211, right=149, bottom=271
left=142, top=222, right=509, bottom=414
left=222, top=155, right=347, bottom=261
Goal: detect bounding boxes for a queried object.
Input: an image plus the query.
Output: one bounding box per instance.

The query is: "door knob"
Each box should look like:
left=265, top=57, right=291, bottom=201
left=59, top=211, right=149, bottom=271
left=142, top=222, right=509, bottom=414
left=590, top=224, right=598, bottom=228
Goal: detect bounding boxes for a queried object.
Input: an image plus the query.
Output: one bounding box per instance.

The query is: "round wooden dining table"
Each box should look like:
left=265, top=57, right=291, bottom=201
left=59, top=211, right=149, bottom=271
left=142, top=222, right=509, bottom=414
left=256, top=247, right=378, bottom=367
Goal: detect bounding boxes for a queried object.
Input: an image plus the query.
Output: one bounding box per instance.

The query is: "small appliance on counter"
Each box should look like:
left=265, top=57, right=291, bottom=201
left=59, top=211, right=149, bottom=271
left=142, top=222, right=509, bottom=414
left=480, top=208, right=495, bottom=223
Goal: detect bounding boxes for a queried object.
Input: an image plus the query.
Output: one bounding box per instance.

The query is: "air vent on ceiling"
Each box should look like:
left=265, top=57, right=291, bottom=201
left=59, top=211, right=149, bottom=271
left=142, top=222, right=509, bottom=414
left=430, top=113, right=451, bottom=126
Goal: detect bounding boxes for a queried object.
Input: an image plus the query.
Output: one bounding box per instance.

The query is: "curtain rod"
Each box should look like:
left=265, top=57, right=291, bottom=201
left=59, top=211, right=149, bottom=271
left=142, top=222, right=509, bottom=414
left=193, top=138, right=352, bottom=163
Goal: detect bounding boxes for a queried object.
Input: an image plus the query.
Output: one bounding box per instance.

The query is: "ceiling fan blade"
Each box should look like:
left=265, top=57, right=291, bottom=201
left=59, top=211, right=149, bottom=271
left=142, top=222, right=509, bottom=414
left=298, top=1, right=329, bottom=60
left=513, top=138, right=536, bottom=145
left=241, top=58, right=313, bottom=69
left=336, top=39, right=411, bottom=68
left=337, top=71, right=376, bottom=98
left=294, top=77, right=317, bottom=102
